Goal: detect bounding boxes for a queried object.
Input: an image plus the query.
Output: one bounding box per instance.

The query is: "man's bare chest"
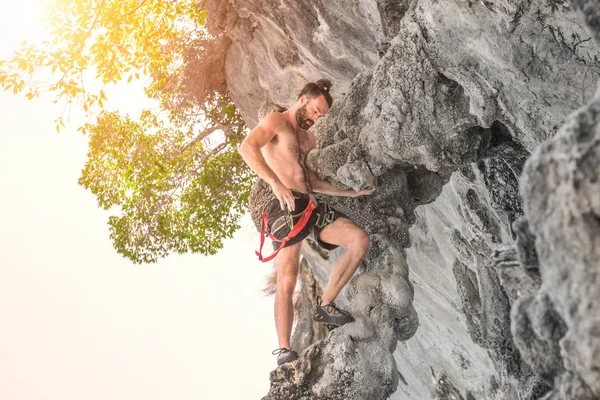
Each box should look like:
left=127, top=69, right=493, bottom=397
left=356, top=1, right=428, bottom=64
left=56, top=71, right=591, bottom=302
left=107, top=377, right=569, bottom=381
left=272, top=130, right=313, bottom=160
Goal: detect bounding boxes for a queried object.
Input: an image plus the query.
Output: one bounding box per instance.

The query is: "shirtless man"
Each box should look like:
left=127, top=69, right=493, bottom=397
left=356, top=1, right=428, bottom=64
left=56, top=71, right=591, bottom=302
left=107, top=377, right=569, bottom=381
left=238, top=79, right=374, bottom=366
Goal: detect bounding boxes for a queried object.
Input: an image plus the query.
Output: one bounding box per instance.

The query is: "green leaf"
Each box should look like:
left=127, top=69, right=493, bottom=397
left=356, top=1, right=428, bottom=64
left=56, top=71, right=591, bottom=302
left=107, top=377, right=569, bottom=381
left=2, top=0, right=252, bottom=263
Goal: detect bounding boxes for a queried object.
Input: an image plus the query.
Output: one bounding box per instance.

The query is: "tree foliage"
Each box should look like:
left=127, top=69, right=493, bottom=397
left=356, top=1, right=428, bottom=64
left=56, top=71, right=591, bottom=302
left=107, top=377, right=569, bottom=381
left=0, top=0, right=253, bottom=263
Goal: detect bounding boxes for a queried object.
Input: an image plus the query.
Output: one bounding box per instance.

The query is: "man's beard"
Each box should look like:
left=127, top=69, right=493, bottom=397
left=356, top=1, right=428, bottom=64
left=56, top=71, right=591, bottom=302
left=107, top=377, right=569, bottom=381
left=296, top=104, right=314, bottom=130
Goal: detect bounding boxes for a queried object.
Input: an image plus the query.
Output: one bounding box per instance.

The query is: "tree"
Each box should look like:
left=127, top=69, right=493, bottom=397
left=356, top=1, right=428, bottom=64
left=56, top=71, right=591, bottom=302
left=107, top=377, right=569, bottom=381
left=0, top=0, right=253, bottom=263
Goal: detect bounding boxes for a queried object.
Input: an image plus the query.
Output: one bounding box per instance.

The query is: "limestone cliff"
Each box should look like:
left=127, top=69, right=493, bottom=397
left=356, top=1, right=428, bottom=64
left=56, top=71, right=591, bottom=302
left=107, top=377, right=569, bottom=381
left=206, top=0, right=600, bottom=398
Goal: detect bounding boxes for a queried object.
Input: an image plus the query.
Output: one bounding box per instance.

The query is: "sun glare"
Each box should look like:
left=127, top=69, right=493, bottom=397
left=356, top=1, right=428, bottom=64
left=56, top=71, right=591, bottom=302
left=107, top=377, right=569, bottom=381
left=2, top=0, right=46, bottom=52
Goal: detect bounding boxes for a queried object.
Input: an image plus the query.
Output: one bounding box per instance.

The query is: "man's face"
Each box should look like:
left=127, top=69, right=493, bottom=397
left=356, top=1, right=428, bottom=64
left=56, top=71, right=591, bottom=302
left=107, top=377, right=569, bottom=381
left=296, top=95, right=329, bottom=130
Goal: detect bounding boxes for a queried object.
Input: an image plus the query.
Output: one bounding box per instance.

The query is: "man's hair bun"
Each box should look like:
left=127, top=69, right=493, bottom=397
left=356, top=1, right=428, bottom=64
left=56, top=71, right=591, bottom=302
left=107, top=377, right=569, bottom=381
left=298, top=78, right=333, bottom=107
left=316, top=78, right=332, bottom=93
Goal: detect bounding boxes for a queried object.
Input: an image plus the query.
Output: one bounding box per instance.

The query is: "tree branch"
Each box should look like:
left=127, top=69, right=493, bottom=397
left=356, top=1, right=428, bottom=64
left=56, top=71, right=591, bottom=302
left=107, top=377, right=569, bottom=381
left=180, top=125, right=220, bottom=153
left=123, top=0, right=149, bottom=17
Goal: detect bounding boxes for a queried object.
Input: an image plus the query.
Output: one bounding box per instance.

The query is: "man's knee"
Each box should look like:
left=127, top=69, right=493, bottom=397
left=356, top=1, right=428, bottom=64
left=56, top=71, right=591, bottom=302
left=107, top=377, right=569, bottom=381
left=274, top=242, right=301, bottom=295
left=276, top=258, right=299, bottom=295
left=277, top=271, right=298, bottom=295
left=354, top=230, right=370, bottom=256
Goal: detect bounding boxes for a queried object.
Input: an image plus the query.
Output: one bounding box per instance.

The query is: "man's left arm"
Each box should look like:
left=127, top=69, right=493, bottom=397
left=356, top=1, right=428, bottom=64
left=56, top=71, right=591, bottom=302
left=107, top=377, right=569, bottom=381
left=309, top=169, right=375, bottom=197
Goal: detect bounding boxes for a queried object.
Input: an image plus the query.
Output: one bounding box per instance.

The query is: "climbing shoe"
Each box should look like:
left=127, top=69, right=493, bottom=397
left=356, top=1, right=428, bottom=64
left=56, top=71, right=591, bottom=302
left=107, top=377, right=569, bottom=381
left=272, top=347, right=299, bottom=366
left=313, top=299, right=355, bottom=327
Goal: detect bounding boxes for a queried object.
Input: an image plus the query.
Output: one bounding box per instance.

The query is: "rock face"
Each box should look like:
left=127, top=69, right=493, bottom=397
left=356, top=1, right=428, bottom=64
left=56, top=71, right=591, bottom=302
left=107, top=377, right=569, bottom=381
left=514, top=3, right=600, bottom=396
left=207, top=0, right=600, bottom=398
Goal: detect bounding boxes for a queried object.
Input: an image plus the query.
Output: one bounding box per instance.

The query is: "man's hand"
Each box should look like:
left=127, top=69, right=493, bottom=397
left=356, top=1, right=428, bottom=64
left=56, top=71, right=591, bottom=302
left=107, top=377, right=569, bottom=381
left=310, top=169, right=378, bottom=198
left=353, top=181, right=377, bottom=197
left=271, top=181, right=296, bottom=211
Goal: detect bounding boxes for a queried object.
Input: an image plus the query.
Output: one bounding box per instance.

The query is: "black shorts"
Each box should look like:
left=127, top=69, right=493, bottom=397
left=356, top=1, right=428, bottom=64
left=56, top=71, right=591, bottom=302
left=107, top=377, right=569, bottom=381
left=264, top=191, right=348, bottom=251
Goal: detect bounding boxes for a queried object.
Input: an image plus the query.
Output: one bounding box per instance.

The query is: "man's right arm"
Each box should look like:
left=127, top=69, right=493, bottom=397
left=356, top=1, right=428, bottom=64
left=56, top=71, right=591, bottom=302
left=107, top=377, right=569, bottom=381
left=237, top=113, right=296, bottom=211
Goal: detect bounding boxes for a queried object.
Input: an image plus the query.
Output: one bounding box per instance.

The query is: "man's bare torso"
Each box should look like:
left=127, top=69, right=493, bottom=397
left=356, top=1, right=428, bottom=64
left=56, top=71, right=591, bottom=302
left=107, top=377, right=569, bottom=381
left=261, top=113, right=316, bottom=194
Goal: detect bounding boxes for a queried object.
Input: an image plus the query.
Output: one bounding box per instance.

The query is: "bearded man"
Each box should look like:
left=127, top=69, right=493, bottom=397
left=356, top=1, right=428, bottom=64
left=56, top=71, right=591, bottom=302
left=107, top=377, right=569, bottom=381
left=238, top=79, right=374, bottom=366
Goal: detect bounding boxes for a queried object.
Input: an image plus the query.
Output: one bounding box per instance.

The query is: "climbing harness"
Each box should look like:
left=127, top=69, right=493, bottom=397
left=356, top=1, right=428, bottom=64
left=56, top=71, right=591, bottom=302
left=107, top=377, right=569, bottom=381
left=255, top=195, right=317, bottom=262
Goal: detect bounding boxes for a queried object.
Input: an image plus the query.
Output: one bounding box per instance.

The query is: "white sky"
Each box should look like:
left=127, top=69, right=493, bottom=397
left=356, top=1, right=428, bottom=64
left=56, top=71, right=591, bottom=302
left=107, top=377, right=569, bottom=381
left=0, top=2, right=278, bottom=399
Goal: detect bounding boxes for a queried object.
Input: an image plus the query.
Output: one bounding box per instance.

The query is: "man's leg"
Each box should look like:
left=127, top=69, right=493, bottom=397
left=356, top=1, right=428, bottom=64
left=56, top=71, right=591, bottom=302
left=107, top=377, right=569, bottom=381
left=274, top=241, right=303, bottom=349
left=317, top=217, right=370, bottom=306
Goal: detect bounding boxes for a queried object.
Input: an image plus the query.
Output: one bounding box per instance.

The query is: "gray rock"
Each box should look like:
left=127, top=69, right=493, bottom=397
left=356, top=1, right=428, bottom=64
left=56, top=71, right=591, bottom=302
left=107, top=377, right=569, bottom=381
left=206, top=0, right=382, bottom=126
left=291, top=259, right=329, bottom=354
left=207, top=0, right=600, bottom=398
left=517, top=3, right=600, bottom=395
left=511, top=293, right=568, bottom=384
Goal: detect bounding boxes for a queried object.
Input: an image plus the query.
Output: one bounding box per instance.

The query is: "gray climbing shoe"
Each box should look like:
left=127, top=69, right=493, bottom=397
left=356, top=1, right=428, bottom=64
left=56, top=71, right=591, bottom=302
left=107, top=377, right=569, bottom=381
left=272, top=347, right=299, bottom=366
left=313, top=299, right=355, bottom=327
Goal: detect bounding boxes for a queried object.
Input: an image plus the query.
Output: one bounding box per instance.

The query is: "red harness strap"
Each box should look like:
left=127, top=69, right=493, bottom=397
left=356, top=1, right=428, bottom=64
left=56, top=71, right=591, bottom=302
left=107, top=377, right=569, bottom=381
left=256, top=197, right=317, bottom=262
